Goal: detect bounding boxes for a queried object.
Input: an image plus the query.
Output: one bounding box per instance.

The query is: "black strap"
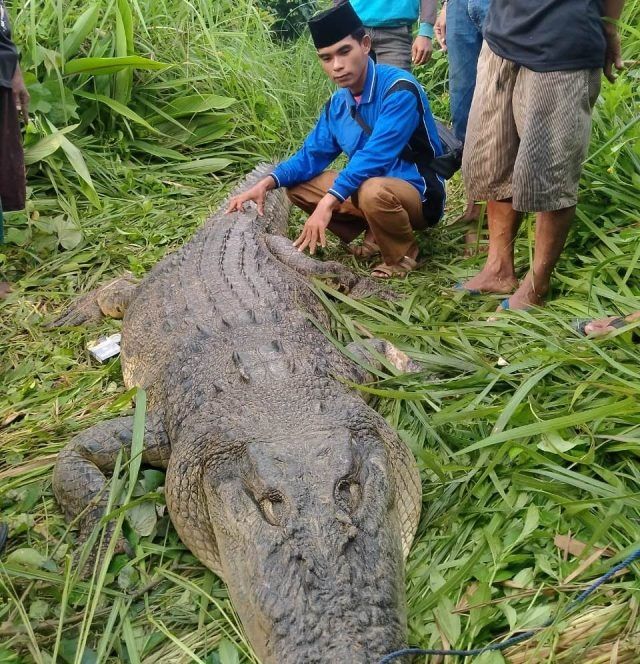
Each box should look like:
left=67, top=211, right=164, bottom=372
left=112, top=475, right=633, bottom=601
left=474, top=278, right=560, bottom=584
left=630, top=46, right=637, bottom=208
left=349, top=80, right=463, bottom=179
left=350, top=105, right=419, bottom=165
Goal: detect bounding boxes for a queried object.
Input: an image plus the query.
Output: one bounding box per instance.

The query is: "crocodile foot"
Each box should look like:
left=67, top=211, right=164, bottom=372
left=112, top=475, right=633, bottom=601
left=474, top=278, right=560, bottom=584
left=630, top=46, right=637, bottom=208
left=47, top=274, right=138, bottom=328
left=348, top=277, right=399, bottom=301
left=72, top=519, right=134, bottom=579
left=345, top=338, right=422, bottom=383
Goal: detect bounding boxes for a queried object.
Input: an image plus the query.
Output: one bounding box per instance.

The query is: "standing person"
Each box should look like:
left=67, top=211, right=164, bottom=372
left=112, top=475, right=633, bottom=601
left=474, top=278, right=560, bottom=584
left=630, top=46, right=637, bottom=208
left=434, top=0, right=490, bottom=224
left=459, top=0, right=624, bottom=311
left=0, top=0, right=28, bottom=299
left=336, top=0, right=437, bottom=71
left=228, top=2, right=446, bottom=279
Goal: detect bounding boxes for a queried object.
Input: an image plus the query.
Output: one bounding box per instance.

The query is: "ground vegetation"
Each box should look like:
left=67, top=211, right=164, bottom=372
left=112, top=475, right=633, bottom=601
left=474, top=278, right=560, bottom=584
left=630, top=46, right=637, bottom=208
left=1, top=1, right=639, bottom=662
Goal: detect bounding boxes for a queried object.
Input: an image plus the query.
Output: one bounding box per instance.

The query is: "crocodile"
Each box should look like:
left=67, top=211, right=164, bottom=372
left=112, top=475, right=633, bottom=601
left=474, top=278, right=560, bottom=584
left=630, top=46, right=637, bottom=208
left=52, top=165, right=422, bottom=664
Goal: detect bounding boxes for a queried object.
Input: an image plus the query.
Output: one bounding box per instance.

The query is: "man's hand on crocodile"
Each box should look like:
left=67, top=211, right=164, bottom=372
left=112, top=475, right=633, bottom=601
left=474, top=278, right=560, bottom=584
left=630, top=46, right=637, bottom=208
left=293, top=193, right=338, bottom=255
left=226, top=176, right=275, bottom=216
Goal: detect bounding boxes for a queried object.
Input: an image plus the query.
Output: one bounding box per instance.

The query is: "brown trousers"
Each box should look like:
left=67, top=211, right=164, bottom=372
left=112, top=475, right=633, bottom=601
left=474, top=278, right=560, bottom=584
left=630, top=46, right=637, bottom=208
left=0, top=87, right=26, bottom=213
left=287, top=170, right=425, bottom=265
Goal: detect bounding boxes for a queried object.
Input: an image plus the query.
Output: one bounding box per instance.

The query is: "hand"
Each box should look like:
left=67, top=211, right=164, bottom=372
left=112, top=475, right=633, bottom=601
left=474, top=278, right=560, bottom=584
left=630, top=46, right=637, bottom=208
left=11, top=65, right=29, bottom=125
left=434, top=5, right=447, bottom=52
left=603, top=25, right=623, bottom=83
left=226, top=176, right=274, bottom=216
left=293, top=196, right=336, bottom=255
left=412, top=36, right=433, bottom=66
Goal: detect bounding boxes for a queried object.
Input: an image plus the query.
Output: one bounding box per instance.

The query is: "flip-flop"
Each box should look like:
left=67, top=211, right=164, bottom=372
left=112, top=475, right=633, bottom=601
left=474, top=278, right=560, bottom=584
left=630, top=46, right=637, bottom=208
left=453, top=282, right=481, bottom=296
left=499, top=298, right=530, bottom=311
left=574, top=316, right=639, bottom=342
left=487, top=297, right=533, bottom=323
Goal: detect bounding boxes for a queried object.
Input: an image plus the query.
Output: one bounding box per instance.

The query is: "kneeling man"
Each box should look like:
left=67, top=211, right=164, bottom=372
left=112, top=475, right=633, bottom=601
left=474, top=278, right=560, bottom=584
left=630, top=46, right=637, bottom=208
left=228, top=1, right=445, bottom=279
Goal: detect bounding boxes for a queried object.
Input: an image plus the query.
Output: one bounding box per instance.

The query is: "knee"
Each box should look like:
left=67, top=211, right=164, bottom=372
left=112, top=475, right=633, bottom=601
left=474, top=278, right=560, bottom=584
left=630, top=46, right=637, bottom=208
left=357, top=178, right=395, bottom=210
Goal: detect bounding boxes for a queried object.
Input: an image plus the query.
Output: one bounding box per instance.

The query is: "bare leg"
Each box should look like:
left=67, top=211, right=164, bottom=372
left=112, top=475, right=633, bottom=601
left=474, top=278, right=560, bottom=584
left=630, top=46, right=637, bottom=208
left=461, top=200, right=481, bottom=223
left=461, top=199, right=521, bottom=293
left=505, top=205, right=575, bottom=310
left=461, top=202, right=489, bottom=257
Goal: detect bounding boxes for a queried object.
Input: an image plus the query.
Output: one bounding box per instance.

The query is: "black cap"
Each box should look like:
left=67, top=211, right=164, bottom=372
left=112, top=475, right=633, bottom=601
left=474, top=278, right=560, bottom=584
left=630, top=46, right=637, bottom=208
left=308, top=2, right=363, bottom=50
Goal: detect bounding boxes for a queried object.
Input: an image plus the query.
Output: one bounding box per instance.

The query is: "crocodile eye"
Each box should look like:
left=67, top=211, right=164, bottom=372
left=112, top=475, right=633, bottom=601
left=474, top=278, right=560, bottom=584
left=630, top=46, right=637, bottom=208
left=335, top=478, right=361, bottom=512
left=259, top=491, right=286, bottom=526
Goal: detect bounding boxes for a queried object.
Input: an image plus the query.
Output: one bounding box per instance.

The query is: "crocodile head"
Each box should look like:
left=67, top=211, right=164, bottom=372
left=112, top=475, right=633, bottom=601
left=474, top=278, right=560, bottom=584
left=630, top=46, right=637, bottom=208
left=189, top=415, right=414, bottom=663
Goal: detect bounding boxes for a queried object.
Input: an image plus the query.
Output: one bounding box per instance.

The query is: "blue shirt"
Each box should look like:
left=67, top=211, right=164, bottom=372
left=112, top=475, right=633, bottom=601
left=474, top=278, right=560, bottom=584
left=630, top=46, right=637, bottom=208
left=351, top=0, right=428, bottom=28
left=272, top=59, right=444, bottom=208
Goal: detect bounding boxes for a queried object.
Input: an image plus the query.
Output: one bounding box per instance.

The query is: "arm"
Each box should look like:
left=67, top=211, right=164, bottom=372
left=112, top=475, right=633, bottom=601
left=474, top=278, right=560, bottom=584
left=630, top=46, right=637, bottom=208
left=419, top=0, right=437, bottom=25
left=227, top=103, right=341, bottom=215
left=12, top=64, right=30, bottom=125
left=434, top=1, right=447, bottom=51
left=602, top=0, right=625, bottom=82
left=270, top=105, right=341, bottom=190
left=413, top=0, right=436, bottom=65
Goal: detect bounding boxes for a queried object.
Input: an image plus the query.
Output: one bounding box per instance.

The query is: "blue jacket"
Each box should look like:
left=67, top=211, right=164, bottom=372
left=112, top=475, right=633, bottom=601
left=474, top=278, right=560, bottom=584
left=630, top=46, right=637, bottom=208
left=271, top=59, right=445, bottom=221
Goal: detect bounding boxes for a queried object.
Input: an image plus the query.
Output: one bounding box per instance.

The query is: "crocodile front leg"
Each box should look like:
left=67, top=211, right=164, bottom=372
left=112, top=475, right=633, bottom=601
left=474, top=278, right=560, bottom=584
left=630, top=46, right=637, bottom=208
left=53, top=413, right=170, bottom=567
left=48, top=274, right=138, bottom=328
left=264, top=234, right=359, bottom=291
left=264, top=234, right=399, bottom=302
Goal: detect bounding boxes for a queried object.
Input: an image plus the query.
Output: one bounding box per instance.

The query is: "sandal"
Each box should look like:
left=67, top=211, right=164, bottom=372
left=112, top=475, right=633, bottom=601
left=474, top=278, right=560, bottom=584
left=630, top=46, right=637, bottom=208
left=574, top=315, right=640, bottom=342
left=347, top=239, right=380, bottom=260
left=371, top=255, right=418, bottom=279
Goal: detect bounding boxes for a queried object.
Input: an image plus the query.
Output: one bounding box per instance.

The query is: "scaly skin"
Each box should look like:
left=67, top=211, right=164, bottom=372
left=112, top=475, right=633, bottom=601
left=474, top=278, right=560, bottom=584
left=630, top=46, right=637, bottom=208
left=52, top=165, right=422, bottom=664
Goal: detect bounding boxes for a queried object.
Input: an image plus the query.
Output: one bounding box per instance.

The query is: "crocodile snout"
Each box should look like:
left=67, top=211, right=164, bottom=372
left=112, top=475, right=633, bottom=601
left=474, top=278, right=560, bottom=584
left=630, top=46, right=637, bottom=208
left=203, top=451, right=408, bottom=664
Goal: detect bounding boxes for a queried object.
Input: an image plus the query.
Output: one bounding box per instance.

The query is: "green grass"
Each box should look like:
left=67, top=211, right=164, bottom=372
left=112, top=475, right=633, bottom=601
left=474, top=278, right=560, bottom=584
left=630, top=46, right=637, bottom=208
left=1, top=0, right=640, bottom=662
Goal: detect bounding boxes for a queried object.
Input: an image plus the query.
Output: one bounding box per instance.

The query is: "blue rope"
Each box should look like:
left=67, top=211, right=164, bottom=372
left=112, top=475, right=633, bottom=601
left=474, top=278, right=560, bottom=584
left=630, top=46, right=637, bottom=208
left=379, top=544, right=640, bottom=663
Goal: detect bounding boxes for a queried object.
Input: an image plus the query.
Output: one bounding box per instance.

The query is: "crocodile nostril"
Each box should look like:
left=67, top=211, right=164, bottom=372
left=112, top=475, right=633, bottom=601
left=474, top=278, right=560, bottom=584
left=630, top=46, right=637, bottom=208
left=259, top=491, right=287, bottom=526
left=335, top=478, right=362, bottom=513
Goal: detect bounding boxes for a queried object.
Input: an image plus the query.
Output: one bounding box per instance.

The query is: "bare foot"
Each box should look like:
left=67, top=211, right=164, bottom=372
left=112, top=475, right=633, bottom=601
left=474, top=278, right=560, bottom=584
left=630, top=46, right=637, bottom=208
left=497, top=276, right=544, bottom=311
left=461, top=266, right=518, bottom=294
left=0, top=282, right=12, bottom=300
